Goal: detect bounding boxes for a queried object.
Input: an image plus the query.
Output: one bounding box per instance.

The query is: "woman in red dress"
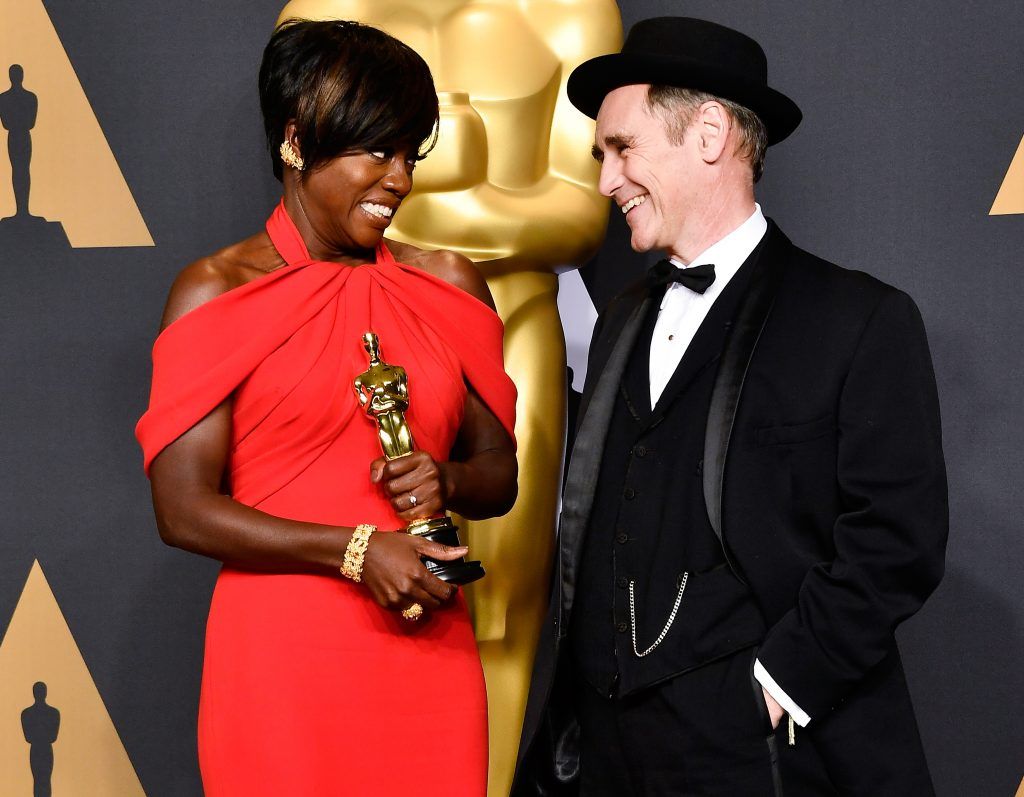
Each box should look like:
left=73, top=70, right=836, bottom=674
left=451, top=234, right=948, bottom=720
left=135, top=20, right=517, bottom=796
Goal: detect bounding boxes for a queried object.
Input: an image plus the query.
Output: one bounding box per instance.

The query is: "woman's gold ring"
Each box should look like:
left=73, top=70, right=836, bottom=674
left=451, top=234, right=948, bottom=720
left=401, top=603, right=424, bottom=621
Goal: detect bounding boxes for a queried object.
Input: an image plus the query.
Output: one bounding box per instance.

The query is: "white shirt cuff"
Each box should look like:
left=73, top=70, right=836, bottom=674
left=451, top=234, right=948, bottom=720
left=754, top=659, right=811, bottom=727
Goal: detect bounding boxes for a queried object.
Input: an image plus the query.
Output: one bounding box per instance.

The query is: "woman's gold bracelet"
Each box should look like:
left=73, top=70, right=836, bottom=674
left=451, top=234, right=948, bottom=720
left=340, top=523, right=375, bottom=582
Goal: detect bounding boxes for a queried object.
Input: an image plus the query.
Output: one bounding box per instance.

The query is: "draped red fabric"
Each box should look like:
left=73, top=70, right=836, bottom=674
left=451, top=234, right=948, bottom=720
left=136, top=201, right=516, bottom=507
left=133, top=202, right=517, bottom=795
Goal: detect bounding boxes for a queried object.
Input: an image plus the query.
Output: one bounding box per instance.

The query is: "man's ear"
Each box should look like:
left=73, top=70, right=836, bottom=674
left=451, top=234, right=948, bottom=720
left=695, top=101, right=731, bottom=164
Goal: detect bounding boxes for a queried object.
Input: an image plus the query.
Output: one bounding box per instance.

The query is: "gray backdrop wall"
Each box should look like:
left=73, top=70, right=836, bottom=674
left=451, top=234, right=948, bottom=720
left=0, top=1, right=1021, bottom=795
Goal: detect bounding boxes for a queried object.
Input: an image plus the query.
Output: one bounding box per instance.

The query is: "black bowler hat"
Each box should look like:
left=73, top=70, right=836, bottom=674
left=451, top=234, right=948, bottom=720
left=567, top=17, right=801, bottom=145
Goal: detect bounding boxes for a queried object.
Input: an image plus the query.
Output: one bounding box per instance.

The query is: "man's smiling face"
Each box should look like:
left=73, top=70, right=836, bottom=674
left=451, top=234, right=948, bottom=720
left=593, top=84, right=703, bottom=256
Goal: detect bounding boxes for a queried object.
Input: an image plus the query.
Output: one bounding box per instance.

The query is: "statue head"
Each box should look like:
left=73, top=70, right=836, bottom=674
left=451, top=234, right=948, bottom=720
left=32, top=681, right=47, bottom=701
left=362, top=331, right=381, bottom=364
left=9, top=64, right=24, bottom=87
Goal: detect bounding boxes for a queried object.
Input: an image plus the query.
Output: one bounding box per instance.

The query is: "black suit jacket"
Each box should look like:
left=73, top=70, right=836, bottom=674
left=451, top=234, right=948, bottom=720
left=514, top=222, right=948, bottom=795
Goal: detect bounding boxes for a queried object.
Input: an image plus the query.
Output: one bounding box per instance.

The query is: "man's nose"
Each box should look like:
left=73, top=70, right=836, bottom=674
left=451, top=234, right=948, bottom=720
left=597, top=158, right=623, bottom=198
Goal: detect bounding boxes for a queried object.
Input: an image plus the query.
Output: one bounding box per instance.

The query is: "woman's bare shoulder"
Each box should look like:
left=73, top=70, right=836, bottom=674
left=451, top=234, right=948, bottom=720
left=160, top=232, right=282, bottom=330
left=388, top=240, right=495, bottom=311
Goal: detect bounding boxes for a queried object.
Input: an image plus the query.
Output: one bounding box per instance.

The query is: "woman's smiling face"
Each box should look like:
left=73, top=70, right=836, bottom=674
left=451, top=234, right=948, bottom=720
left=296, top=144, right=419, bottom=257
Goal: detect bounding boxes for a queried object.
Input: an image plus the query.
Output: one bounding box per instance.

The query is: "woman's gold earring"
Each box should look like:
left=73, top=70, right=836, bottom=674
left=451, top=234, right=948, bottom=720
left=279, top=141, right=304, bottom=171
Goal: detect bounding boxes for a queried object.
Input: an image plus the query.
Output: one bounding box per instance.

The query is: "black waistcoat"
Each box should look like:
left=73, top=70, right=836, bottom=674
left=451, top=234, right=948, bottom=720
left=570, top=256, right=767, bottom=698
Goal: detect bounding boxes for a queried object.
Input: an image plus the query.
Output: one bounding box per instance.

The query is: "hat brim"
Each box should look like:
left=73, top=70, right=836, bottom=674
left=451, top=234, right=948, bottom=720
left=567, top=52, right=802, bottom=145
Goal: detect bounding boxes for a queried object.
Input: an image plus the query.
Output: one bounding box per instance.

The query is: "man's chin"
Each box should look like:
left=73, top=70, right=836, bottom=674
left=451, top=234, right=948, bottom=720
left=628, top=229, right=655, bottom=253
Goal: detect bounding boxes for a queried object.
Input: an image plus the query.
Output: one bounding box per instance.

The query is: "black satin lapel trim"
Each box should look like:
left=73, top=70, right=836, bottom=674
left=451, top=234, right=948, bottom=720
left=575, top=287, right=647, bottom=434
left=702, top=244, right=784, bottom=581
left=621, top=298, right=660, bottom=420
left=560, top=298, right=653, bottom=622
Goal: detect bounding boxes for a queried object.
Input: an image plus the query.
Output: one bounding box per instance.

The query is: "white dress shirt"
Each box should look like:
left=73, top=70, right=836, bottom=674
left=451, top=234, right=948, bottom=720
left=647, top=204, right=812, bottom=727
left=649, top=205, right=767, bottom=406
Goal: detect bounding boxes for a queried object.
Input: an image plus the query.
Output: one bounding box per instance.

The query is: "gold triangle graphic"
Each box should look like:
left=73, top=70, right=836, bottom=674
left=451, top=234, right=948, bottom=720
left=0, top=0, right=153, bottom=246
left=1015, top=774, right=1024, bottom=797
left=991, top=134, right=1024, bottom=216
left=0, top=561, right=147, bottom=795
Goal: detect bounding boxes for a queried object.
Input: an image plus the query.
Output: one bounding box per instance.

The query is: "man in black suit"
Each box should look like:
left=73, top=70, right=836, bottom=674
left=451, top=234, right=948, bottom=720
left=514, top=17, right=947, bottom=797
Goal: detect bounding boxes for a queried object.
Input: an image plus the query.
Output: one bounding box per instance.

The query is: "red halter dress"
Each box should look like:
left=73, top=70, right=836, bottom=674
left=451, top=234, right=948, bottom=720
left=136, top=202, right=516, bottom=796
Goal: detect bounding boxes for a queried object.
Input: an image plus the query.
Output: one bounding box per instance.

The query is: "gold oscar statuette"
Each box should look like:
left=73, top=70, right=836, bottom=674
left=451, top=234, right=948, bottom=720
left=353, top=331, right=485, bottom=584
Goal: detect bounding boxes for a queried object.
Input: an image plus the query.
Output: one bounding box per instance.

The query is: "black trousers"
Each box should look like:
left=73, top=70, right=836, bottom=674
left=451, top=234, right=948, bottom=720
left=574, top=647, right=839, bottom=797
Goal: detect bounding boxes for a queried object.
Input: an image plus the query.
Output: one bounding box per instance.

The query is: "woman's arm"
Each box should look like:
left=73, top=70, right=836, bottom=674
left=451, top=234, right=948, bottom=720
left=150, top=400, right=346, bottom=573
left=373, top=386, right=517, bottom=521
left=150, top=400, right=461, bottom=611
left=147, top=259, right=462, bottom=610
left=373, top=248, right=519, bottom=521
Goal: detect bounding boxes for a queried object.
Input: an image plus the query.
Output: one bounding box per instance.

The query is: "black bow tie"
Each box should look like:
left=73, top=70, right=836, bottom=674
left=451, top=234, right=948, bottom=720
left=646, top=260, right=716, bottom=295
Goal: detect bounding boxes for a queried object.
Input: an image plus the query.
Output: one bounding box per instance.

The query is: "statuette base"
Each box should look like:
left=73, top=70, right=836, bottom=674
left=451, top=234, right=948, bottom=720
left=409, top=516, right=484, bottom=585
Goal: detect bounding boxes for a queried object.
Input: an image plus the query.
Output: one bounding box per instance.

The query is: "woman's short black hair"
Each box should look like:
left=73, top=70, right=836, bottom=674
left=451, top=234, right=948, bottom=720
left=259, top=20, right=439, bottom=181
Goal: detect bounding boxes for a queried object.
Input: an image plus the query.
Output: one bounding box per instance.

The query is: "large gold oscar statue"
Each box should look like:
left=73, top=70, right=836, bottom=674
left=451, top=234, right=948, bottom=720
left=277, top=3, right=622, bottom=793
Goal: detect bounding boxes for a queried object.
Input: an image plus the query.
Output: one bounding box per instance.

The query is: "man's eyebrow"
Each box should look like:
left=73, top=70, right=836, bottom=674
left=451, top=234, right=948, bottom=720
left=607, top=133, right=636, bottom=150
left=591, top=134, right=635, bottom=162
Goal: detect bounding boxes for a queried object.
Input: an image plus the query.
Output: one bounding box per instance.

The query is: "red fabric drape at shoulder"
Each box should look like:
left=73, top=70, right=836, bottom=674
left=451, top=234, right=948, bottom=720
left=135, top=202, right=516, bottom=504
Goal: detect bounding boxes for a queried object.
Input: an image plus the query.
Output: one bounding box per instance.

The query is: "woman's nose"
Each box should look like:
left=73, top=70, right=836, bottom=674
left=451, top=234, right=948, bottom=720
left=382, top=158, right=413, bottom=196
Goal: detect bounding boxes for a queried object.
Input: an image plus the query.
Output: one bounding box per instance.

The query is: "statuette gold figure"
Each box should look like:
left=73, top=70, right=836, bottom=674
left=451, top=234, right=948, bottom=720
left=353, top=331, right=414, bottom=461
left=353, top=331, right=485, bottom=584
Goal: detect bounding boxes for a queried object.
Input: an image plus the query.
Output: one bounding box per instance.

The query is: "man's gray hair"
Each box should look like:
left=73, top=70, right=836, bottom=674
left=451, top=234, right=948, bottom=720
left=646, top=85, right=768, bottom=182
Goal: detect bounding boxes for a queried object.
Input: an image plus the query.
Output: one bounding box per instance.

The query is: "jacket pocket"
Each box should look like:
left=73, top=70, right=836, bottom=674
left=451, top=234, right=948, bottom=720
left=749, top=648, right=776, bottom=737
left=750, top=649, right=785, bottom=797
left=755, top=414, right=834, bottom=447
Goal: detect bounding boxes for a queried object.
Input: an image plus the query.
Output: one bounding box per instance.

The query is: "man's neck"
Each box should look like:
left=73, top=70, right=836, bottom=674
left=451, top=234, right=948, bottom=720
left=669, top=183, right=756, bottom=264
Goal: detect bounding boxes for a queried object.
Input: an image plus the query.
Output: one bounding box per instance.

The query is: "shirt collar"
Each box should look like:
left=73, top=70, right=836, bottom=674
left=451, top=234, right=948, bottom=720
left=662, top=204, right=768, bottom=308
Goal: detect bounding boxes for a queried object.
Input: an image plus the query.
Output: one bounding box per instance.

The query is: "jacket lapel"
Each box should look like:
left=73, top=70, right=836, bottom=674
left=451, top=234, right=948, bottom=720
left=644, top=226, right=774, bottom=428
left=642, top=301, right=729, bottom=428
left=619, top=299, right=658, bottom=421
left=702, top=222, right=788, bottom=578
left=559, top=292, right=652, bottom=624
left=574, top=283, right=647, bottom=433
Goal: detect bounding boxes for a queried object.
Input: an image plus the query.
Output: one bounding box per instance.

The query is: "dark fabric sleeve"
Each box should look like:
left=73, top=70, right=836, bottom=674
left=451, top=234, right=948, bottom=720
left=756, top=289, right=948, bottom=719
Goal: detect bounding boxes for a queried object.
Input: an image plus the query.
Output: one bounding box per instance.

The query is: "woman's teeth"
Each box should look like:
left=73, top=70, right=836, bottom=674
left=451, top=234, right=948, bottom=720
left=361, top=203, right=394, bottom=219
